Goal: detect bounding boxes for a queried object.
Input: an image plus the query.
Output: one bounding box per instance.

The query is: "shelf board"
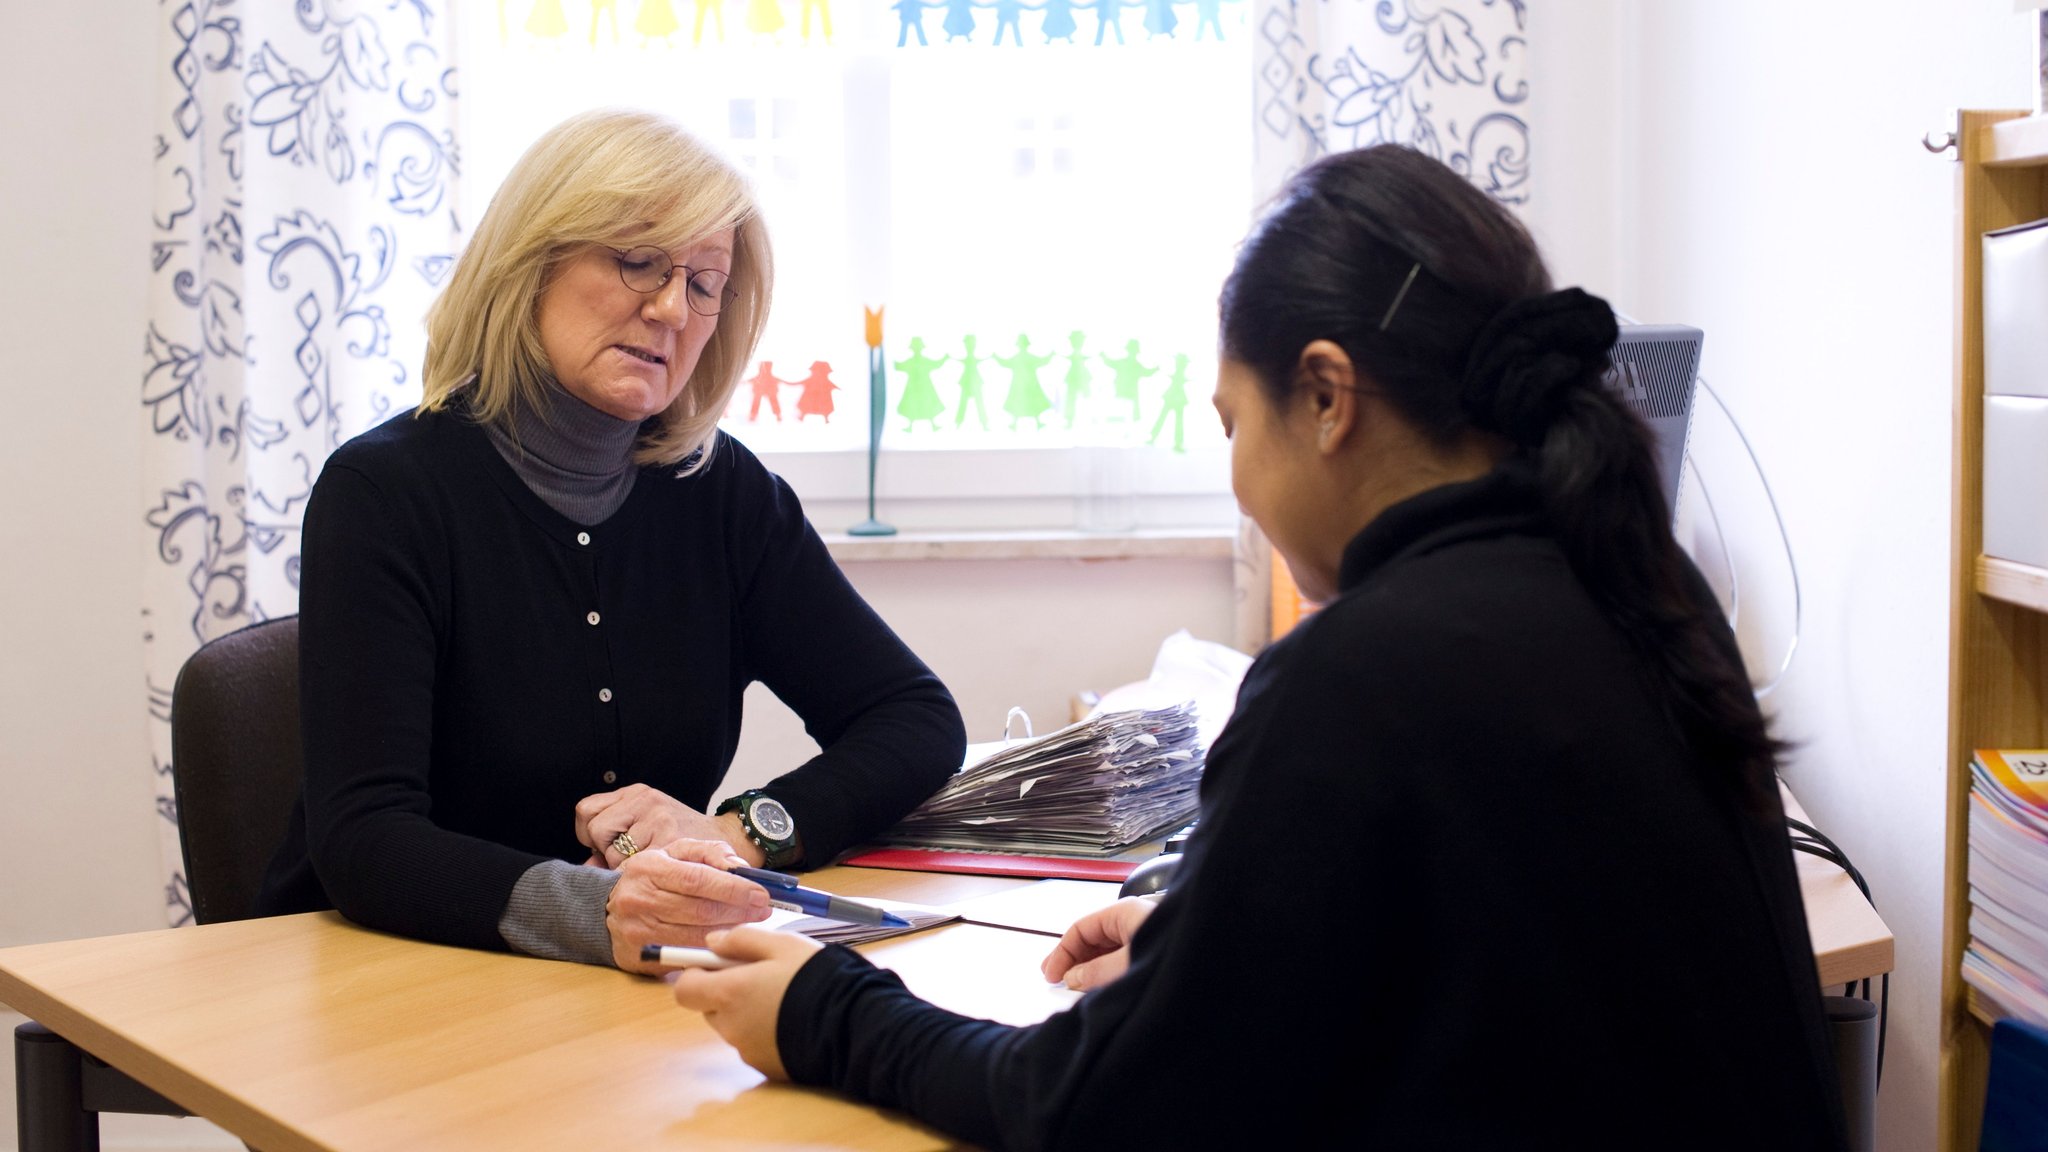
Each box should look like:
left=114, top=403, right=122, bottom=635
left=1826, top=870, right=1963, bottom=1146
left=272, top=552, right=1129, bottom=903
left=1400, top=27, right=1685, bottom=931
left=1976, top=555, right=2048, bottom=613
left=1984, top=114, right=2048, bottom=168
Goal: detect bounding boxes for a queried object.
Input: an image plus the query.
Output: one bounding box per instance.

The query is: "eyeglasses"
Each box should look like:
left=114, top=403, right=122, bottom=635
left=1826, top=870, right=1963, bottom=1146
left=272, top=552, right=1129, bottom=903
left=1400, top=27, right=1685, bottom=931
left=607, top=246, right=736, bottom=316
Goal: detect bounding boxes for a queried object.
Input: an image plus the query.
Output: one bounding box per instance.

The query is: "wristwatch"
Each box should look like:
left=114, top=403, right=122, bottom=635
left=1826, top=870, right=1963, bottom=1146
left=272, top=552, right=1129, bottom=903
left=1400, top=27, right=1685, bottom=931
left=717, top=789, right=801, bottom=869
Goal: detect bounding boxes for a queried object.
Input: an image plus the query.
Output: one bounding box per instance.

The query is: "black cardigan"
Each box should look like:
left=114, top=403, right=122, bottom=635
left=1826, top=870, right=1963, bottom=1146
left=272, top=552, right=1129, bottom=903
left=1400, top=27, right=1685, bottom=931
left=777, top=462, right=1848, bottom=1152
left=254, top=405, right=965, bottom=950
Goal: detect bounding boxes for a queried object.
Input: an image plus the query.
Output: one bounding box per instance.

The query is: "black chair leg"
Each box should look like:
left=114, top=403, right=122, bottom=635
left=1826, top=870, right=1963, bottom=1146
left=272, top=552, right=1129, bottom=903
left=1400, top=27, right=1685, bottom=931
left=15, top=1021, right=96, bottom=1152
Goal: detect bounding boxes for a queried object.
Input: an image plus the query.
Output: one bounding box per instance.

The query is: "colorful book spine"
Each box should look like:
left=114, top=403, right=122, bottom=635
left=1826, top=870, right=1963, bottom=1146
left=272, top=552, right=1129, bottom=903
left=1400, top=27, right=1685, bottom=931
left=1964, top=749, right=2048, bottom=1026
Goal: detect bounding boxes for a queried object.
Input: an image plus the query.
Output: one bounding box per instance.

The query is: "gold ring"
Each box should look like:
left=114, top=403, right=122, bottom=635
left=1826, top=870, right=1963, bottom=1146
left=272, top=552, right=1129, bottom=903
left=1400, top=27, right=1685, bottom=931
left=611, top=831, right=639, bottom=859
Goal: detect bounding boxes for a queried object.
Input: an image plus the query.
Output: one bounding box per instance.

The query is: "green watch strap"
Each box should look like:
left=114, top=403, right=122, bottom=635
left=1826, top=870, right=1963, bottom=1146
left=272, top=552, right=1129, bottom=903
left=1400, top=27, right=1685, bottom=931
left=719, top=790, right=800, bottom=868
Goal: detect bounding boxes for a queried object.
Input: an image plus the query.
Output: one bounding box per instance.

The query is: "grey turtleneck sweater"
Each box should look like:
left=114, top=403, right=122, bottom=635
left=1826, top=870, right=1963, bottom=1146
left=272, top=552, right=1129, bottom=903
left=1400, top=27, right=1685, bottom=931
left=482, top=384, right=642, bottom=525
left=485, top=386, right=642, bottom=965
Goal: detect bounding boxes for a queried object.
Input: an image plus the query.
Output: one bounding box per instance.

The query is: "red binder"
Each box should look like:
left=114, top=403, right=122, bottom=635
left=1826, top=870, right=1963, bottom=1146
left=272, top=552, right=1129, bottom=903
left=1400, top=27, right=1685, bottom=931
left=838, top=847, right=1142, bottom=882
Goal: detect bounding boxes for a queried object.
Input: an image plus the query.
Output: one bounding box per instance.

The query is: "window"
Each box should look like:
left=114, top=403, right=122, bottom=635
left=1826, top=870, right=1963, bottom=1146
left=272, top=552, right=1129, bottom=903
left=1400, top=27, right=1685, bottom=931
left=458, top=2, right=1255, bottom=532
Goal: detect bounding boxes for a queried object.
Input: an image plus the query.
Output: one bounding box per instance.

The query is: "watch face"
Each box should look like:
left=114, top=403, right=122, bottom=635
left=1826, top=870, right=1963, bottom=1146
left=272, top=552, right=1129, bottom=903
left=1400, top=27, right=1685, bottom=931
left=749, top=796, right=795, bottom=841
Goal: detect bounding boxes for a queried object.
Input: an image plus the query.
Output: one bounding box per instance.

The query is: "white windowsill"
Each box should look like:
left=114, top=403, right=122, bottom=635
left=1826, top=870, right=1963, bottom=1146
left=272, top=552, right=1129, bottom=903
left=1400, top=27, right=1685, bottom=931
left=822, top=526, right=1236, bottom=563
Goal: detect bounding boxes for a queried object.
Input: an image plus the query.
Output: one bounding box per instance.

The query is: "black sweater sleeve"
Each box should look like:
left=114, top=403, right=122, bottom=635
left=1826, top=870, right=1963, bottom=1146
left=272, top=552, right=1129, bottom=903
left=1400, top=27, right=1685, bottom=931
left=718, top=446, right=965, bottom=866
left=296, top=462, right=547, bottom=950
left=771, top=641, right=1347, bottom=1152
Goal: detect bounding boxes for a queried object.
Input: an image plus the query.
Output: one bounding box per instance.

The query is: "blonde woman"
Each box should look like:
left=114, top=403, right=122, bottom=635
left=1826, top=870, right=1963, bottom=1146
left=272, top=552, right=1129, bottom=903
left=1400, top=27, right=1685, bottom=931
left=254, top=109, right=965, bottom=974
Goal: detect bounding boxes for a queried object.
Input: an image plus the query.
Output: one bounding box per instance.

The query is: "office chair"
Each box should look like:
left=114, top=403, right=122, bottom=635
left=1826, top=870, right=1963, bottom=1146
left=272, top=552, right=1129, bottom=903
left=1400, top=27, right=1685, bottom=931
left=16, top=615, right=301, bottom=1150
left=169, top=613, right=303, bottom=925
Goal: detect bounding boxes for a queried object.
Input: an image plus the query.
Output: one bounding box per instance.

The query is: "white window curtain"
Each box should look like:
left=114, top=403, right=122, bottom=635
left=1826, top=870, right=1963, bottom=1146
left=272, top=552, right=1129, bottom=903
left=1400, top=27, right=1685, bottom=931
left=142, top=1, right=459, bottom=925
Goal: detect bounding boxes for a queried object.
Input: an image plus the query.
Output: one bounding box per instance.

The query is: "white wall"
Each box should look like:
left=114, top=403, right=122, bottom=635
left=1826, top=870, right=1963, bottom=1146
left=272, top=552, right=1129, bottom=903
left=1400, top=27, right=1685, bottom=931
left=0, top=6, right=166, bottom=953
left=726, top=556, right=1238, bottom=791
left=0, top=6, right=245, bottom=1148
left=1532, top=4, right=2035, bottom=1151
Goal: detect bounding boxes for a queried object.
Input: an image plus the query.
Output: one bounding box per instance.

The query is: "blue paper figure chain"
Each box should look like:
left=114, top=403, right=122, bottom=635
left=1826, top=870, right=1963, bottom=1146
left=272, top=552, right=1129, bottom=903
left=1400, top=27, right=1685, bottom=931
left=879, top=0, right=1239, bottom=47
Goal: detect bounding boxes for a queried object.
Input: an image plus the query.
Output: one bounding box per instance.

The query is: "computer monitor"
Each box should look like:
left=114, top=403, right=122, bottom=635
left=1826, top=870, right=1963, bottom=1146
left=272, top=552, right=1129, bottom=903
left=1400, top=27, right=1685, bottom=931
left=1604, top=324, right=1703, bottom=523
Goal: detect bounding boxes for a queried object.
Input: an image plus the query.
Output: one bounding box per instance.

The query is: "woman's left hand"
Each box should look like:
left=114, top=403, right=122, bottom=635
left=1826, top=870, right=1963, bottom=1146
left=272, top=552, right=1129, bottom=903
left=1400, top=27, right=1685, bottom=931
left=576, top=783, right=731, bottom=868
left=1040, top=896, right=1157, bottom=991
left=670, top=925, right=823, bottom=1081
left=606, top=840, right=771, bottom=973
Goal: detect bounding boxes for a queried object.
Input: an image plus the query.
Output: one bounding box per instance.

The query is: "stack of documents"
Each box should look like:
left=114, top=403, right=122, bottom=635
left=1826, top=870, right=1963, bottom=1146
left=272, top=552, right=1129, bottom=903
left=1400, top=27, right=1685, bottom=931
left=871, top=703, right=1205, bottom=857
left=1963, top=749, right=2048, bottom=1025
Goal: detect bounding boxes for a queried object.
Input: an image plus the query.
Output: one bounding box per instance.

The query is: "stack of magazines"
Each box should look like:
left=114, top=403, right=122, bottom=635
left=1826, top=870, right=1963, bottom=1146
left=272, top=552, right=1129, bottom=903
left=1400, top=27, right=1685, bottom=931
left=1964, top=748, right=2048, bottom=1025
left=872, top=703, right=1205, bottom=857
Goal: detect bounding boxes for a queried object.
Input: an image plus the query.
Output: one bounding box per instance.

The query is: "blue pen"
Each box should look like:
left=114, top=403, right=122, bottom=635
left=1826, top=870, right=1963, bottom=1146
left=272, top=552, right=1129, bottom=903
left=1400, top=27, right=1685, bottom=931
left=732, top=866, right=912, bottom=928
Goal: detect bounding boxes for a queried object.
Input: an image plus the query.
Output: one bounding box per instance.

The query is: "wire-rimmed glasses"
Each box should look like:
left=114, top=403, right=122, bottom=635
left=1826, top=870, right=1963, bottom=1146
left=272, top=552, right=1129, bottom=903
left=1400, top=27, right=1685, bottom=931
left=607, top=246, right=735, bottom=316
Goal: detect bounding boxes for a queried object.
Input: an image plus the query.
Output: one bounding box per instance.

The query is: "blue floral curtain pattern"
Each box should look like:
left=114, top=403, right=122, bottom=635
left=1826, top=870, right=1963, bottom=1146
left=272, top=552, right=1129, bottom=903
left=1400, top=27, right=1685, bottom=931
left=1251, top=0, right=1527, bottom=204
left=144, top=0, right=459, bottom=926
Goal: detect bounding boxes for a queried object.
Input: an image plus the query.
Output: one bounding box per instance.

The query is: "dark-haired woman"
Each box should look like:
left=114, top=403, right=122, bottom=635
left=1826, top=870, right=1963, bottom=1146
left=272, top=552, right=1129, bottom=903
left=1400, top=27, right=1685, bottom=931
left=668, top=144, right=1848, bottom=1151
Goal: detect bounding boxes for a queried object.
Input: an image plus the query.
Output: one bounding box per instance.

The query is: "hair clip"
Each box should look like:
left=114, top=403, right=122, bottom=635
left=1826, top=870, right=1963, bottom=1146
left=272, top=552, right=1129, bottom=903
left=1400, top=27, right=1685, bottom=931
left=1378, top=263, right=1422, bottom=332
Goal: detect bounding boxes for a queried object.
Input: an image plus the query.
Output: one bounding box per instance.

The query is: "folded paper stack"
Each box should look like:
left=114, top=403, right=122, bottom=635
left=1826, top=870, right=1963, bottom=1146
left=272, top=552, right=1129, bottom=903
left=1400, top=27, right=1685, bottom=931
left=873, top=703, right=1205, bottom=857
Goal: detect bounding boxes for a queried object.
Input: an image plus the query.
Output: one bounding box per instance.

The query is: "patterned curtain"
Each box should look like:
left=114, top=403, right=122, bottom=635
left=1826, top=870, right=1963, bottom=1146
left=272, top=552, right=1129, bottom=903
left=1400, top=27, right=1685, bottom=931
left=1251, top=0, right=1528, bottom=204
left=143, top=0, right=460, bottom=926
left=1236, top=0, right=1529, bottom=651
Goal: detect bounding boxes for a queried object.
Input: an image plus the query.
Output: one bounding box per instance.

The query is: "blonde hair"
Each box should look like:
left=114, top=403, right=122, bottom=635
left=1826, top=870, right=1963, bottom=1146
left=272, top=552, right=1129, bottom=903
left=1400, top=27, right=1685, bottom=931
left=421, top=107, right=773, bottom=471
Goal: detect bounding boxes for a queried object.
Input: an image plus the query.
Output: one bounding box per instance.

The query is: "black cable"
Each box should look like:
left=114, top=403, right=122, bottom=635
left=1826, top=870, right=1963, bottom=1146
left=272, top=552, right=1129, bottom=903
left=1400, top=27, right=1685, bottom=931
left=1876, top=972, right=1889, bottom=1085
left=1787, top=819, right=1870, bottom=900
left=1785, top=821, right=1888, bottom=1089
left=1789, top=838, right=1858, bottom=891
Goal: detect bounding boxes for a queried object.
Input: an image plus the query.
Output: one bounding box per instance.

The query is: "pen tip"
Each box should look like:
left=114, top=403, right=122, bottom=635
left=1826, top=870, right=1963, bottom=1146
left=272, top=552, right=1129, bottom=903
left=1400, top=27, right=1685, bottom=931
left=639, top=944, right=660, bottom=961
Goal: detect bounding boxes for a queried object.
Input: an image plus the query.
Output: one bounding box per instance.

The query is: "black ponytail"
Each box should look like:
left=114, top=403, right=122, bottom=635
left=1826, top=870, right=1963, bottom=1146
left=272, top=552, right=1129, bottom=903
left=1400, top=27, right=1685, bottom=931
left=1494, top=298, right=1789, bottom=795
left=1220, top=145, right=1783, bottom=799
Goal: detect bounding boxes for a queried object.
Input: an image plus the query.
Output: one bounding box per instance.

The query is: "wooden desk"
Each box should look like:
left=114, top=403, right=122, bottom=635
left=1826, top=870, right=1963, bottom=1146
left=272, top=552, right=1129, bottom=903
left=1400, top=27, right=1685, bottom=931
left=0, top=868, right=1058, bottom=1152
left=1782, top=783, right=1894, bottom=989
left=5, top=808, right=1891, bottom=1152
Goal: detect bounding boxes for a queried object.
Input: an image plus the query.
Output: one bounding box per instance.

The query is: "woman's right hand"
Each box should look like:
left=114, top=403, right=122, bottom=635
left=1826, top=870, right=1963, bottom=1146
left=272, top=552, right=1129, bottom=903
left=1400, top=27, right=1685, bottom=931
left=607, top=839, right=773, bottom=974
left=1039, top=896, right=1158, bottom=991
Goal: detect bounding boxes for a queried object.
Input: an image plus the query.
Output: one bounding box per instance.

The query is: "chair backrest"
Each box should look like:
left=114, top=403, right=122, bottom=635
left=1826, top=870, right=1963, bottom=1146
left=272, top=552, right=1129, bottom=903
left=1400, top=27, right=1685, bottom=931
left=169, top=614, right=303, bottom=925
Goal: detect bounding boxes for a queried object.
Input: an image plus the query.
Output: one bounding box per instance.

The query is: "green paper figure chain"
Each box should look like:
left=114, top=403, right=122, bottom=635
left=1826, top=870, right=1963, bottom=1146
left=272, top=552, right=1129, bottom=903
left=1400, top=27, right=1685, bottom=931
left=954, top=335, right=990, bottom=430
left=1148, top=352, right=1189, bottom=452
left=1101, top=338, right=1156, bottom=422
left=732, top=325, right=1192, bottom=448
left=894, top=337, right=949, bottom=430
left=1061, top=330, right=1093, bottom=427
left=996, top=334, right=1055, bottom=430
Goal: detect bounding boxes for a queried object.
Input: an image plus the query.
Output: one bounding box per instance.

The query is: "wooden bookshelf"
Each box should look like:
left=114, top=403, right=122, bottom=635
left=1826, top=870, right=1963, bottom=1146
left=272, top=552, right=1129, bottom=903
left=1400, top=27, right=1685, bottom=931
left=1940, top=108, right=2048, bottom=1152
left=1977, top=555, right=2048, bottom=613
